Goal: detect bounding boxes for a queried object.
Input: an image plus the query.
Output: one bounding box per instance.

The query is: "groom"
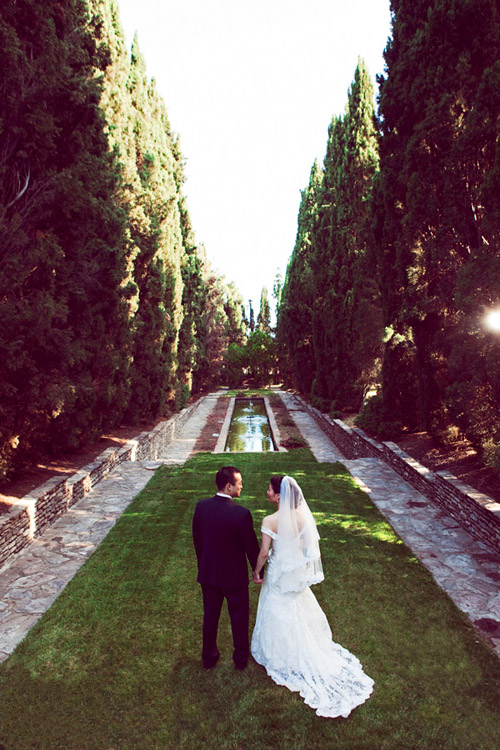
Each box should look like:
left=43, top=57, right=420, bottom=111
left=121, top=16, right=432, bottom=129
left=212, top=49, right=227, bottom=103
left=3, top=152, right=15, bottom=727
left=192, top=466, right=260, bottom=670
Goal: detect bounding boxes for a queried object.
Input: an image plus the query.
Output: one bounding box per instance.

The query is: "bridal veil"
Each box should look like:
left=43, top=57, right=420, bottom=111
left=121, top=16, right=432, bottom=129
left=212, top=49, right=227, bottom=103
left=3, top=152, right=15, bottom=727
left=274, top=476, right=324, bottom=593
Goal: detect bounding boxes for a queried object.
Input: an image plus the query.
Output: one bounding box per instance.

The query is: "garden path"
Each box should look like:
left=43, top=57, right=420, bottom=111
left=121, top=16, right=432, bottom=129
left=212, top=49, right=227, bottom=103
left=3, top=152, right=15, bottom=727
left=0, top=392, right=222, bottom=662
left=279, top=391, right=500, bottom=657
left=1, top=390, right=499, bottom=663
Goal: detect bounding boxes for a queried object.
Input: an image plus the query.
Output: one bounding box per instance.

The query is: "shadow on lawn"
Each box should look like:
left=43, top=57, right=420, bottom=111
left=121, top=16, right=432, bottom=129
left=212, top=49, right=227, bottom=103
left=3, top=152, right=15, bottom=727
left=1, top=451, right=500, bottom=749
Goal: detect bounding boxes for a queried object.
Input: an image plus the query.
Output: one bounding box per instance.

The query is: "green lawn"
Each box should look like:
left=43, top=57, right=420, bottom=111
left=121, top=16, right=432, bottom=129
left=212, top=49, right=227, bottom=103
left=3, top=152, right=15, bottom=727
left=1, top=450, right=499, bottom=749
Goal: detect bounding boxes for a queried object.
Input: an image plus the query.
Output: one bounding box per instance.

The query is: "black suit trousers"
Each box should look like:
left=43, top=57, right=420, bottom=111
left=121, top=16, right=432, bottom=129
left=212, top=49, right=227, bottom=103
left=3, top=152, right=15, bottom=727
left=201, top=583, right=250, bottom=668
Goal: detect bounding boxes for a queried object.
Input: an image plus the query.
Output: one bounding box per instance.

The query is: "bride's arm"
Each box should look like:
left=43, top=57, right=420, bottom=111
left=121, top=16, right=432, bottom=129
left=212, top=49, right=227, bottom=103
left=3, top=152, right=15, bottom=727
left=252, top=529, right=272, bottom=582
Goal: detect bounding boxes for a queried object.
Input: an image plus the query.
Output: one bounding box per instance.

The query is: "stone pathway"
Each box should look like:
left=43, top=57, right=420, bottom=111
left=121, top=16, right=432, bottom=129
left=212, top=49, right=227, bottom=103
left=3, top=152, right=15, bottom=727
left=0, top=392, right=222, bottom=662
left=343, top=458, right=500, bottom=653
left=0, top=462, right=156, bottom=660
left=162, top=392, right=224, bottom=464
left=1, top=389, right=499, bottom=663
left=281, top=391, right=500, bottom=656
left=280, top=392, right=345, bottom=462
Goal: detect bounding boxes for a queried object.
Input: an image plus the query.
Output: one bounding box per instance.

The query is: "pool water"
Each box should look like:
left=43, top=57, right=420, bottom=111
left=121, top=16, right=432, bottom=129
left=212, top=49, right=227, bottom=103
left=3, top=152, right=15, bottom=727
left=224, top=398, right=276, bottom=452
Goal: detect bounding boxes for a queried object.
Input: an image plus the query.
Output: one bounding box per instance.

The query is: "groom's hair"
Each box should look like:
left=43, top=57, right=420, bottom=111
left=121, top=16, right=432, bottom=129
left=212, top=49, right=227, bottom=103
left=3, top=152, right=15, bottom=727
left=216, top=465, right=241, bottom=490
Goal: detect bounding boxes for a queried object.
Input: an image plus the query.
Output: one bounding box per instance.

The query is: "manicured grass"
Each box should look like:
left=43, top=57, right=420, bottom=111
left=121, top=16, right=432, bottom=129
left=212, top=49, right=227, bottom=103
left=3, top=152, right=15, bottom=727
left=222, top=387, right=281, bottom=397
left=1, top=450, right=500, bottom=749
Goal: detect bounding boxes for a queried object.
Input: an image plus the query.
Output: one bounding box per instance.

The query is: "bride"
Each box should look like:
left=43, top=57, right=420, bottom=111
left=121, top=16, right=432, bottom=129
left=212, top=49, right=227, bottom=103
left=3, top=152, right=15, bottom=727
left=251, top=475, right=374, bottom=719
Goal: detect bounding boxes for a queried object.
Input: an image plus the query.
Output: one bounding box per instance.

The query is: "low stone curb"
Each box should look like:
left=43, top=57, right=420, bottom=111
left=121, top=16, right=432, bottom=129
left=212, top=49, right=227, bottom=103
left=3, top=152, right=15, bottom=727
left=292, top=393, right=500, bottom=557
left=0, top=397, right=205, bottom=570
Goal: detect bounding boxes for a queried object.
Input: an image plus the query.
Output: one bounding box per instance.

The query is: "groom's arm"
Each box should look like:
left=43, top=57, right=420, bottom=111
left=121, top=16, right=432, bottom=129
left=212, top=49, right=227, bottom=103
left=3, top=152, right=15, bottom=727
left=253, top=532, right=271, bottom=583
left=240, top=509, right=260, bottom=571
left=192, top=503, right=202, bottom=562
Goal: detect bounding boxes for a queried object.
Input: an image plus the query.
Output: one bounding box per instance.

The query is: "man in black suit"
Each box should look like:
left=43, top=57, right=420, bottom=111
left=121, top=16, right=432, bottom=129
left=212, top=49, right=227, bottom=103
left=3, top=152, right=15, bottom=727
left=192, top=465, right=260, bottom=670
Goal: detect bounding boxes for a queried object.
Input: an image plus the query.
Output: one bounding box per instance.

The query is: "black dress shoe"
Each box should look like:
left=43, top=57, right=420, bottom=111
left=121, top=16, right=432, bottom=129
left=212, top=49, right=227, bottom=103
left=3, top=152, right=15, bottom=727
left=203, top=654, right=220, bottom=669
left=234, top=661, right=247, bottom=671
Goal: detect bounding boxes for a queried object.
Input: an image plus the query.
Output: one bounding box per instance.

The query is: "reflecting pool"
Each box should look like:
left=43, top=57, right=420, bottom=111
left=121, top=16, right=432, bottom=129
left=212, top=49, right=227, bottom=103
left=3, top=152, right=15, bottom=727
left=224, top=398, right=276, bottom=452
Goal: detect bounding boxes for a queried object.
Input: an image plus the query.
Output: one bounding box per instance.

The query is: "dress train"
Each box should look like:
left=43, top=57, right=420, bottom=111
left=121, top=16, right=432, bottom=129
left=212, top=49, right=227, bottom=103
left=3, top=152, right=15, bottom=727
left=251, top=530, right=373, bottom=719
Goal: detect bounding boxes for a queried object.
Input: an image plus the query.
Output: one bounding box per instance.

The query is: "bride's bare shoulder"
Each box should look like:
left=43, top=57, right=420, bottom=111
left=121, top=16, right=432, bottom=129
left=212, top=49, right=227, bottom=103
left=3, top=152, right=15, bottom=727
left=263, top=511, right=279, bottom=532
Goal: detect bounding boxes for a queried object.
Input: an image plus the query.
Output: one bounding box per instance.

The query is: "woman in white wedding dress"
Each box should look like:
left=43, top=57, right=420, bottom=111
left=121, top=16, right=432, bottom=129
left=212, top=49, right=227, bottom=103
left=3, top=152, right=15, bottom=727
left=251, top=475, right=374, bottom=719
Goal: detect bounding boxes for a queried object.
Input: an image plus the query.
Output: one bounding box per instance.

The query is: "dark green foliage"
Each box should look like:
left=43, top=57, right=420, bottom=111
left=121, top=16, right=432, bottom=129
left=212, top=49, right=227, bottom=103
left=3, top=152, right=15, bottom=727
left=179, top=246, right=246, bottom=393
left=0, top=0, right=245, bottom=479
left=248, top=299, right=255, bottom=332
left=277, top=160, right=322, bottom=396
left=370, top=0, right=500, bottom=456
left=123, top=41, right=186, bottom=421
left=178, top=252, right=205, bottom=391
left=245, top=329, right=277, bottom=386
left=224, top=282, right=246, bottom=346
left=313, top=61, right=382, bottom=411
left=280, top=3, right=500, bottom=470
left=272, top=269, right=282, bottom=322
left=278, top=60, right=382, bottom=411
left=222, top=342, right=247, bottom=388
left=222, top=330, right=278, bottom=388
left=256, top=286, right=271, bottom=333
left=0, top=0, right=132, bottom=475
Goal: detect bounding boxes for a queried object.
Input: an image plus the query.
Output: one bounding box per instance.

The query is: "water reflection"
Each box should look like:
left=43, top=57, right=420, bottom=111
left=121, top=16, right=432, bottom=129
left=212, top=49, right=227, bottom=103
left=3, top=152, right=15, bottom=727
left=225, top=398, right=276, bottom=452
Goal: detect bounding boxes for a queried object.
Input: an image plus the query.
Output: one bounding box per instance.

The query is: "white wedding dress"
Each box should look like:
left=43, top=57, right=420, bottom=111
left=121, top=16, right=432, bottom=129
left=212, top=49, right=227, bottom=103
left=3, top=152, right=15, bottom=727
left=251, top=526, right=374, bottom=719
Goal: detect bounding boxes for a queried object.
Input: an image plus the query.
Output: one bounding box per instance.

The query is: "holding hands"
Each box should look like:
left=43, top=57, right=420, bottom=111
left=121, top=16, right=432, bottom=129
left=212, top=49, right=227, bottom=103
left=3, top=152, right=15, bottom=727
left=252, top=568, right=264, bottom=584
left=252, top=476, right=281, bottom=585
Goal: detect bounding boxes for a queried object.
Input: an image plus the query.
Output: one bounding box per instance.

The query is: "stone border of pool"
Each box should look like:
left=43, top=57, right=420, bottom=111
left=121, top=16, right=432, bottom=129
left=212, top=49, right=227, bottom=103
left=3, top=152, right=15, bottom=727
left=214, top=396, right=287, bottom=454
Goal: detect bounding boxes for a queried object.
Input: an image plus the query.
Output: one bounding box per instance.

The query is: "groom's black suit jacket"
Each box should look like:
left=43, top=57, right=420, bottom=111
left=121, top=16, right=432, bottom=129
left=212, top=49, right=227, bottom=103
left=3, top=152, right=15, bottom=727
left=193, top=494, right=260, bottom=589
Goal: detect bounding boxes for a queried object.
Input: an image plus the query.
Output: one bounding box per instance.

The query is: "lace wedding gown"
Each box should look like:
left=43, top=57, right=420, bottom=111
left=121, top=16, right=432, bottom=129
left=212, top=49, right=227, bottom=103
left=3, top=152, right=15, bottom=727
left=251, top=527, right=374, bottom=719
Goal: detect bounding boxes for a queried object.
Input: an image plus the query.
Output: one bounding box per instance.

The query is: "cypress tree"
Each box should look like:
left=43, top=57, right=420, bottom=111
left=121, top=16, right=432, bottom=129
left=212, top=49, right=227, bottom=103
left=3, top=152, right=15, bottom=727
left=256, top=287, right=271, bottom=333
left=0, top=0, right=132, bottom=476
left=179, top=244, right=245, bottom=394
left=272, top=269, right=283, bottom=324
left=311, top=60, right=380, bottom=411
left=440, top=1, right=500, bottom=463
left=278, top=160, right=322, bottom=395
left=99, top=4, right=202, bottom=415
left=372, top=0, right=500, bottom=451
left=249, top=301, right=255, bottom=332
left=123, top=38, right=186, bottom=421
left=0, top=0, right=207, bottom=478
left=177, top=251, right=204, bottom=396
left=224, top=283, right=246, bottom=346
left=279, top=60, right=380, bottom=411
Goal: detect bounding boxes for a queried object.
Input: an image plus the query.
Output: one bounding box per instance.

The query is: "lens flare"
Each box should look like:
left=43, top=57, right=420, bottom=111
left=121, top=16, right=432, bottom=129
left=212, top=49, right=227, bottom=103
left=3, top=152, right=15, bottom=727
left=484, top=309, right=500, bottom=333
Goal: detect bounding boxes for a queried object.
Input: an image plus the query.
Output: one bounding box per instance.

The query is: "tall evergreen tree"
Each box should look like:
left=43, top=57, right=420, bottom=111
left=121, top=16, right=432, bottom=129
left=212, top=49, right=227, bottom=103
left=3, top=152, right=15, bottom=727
left=272, top=269, right=283, bottom=325
left=179, top=244, right=246, bottom=394
left=256, top=287, right=271, bottom=333
left=98, top=3, right=203, bottom=414
left=0, top=0, right=211, bottom=478
left=313, top=60, right=380, bottom=410
left=224, top=282, right=246, bottom=345
left=0, top=0, right=132, bottom=476
left=279, top=60, right=380, bottom=410
left=372, top=0, right=500, bottom=452
left=277, top=160, right=322, bottom=395
left=248, top=300, right=255, bottom=332
left=177, top=250, right=204, bottom=395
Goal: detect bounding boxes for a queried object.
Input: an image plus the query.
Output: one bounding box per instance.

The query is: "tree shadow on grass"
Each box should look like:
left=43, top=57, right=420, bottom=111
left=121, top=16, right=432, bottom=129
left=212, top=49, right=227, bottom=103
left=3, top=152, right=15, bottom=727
left=1, top=452, right=500, bottom=749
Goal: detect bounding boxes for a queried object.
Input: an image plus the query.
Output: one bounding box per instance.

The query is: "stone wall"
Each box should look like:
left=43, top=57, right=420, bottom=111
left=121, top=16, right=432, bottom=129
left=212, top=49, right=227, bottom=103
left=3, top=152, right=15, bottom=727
left=0, top=397, right=203, bottom=569
left=294, top=395, right=500, bottom=557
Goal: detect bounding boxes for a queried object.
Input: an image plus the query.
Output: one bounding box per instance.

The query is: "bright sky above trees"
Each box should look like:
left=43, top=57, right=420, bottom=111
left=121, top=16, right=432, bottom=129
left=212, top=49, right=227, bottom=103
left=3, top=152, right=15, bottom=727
left=117, top=0, right=392, bottom=311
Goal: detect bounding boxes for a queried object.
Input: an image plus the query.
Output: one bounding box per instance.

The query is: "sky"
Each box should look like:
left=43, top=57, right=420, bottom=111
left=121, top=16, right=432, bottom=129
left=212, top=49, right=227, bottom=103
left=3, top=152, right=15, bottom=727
left=116, top=0, right=393, bottom=315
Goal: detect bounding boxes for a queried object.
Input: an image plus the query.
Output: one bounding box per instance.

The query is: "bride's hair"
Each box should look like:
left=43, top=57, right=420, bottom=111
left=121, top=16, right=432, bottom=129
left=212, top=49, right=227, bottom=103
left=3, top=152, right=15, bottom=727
left=270, top=475, right=284, bottom=494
